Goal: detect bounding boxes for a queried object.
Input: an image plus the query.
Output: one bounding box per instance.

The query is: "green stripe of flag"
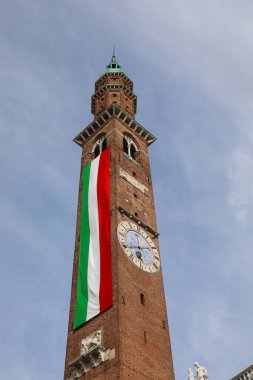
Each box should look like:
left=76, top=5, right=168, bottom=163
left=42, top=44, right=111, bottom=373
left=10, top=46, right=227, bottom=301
left=74, top=163, right=91, bottom=329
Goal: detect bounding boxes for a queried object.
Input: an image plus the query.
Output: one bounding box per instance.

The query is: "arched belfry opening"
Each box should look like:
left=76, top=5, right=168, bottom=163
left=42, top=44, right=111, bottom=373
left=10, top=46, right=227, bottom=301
left=92, top=134, right=107, bottom=158
left=123, top=134, right=138, bottom=160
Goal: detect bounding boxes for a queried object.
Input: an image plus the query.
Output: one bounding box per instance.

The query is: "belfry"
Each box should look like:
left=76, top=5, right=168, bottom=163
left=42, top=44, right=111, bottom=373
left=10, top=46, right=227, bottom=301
left=64, top=55, right=175, bottom=380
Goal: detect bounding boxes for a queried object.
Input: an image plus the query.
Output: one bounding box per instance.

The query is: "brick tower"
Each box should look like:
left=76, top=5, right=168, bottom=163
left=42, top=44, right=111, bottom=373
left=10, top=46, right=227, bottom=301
left=64, top=55, right=175, bottom=380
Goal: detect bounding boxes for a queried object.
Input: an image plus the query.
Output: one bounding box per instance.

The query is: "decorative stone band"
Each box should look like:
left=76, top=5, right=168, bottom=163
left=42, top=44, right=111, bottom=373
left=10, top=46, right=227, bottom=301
left=67, top=330, right=115, bottom=380
left=117, top=205, right=159, bottom=238
left=120, top=168, right=148, bottom=194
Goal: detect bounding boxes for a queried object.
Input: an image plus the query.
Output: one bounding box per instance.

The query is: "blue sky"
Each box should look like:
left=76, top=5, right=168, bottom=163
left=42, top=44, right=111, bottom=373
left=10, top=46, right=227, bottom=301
left=1, top=1, right=253, bottom=379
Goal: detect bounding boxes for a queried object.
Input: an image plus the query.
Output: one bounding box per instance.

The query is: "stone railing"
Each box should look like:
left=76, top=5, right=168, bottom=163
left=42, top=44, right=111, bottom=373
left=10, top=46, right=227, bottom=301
left=230, top=364, right=253, bottom=380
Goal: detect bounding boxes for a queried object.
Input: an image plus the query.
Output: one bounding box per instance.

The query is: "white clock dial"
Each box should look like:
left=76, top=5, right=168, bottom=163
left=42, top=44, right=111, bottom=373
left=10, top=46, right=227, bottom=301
left=117, top=221, right=160, bottom=273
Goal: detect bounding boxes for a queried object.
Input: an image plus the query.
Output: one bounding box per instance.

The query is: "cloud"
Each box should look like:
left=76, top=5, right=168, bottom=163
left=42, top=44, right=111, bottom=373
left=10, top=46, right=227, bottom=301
left=227, top=148, right=253, bottom=224
left=1, top=1, right=253, bottom=380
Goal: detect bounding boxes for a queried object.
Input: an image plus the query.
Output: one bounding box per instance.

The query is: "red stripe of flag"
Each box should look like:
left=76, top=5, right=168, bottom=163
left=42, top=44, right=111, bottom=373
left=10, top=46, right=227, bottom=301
left=97, top=147, right=113, bottom=312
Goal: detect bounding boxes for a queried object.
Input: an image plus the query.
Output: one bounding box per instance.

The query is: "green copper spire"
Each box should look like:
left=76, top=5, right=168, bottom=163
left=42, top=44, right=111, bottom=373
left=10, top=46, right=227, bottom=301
left=106, top=50, right=122, bottom=73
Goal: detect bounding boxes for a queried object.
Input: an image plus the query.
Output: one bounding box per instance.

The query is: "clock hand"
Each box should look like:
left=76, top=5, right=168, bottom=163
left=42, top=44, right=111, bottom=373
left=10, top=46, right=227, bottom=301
left=140, top=245, right=150, bottom=250
left=136, top=250, right=143, bottom=261
left=135, top=233, right=141, bottom=247
left=129, top=245, right=150, bottom=251
left=139, top=239, right=149, bottom=250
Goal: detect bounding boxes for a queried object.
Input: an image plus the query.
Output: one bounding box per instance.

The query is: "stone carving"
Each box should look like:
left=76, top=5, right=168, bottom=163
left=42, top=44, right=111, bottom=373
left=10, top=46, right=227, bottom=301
left=80, top=330, right=102, bottom=355
left=188, top=362, right=209, bottom=380
left=67, top=330, right=115, bottom=380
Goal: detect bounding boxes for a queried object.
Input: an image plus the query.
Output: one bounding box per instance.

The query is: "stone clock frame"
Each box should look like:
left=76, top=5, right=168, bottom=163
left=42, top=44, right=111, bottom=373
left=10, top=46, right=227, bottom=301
left=117, top=220, right=161, bottom=273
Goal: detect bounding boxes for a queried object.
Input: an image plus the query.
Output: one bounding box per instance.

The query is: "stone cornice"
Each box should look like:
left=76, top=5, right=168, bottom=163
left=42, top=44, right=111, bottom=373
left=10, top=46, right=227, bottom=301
left=73, top=104, right=156, bottom=147
left=95, top=72, right=133, bottom=91
left=92, top=84, right=136, bottom=99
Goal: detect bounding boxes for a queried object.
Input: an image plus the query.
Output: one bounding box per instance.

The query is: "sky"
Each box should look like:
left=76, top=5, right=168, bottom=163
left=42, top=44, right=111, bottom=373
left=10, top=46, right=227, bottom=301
left=1, top=1, right=253, bottom=379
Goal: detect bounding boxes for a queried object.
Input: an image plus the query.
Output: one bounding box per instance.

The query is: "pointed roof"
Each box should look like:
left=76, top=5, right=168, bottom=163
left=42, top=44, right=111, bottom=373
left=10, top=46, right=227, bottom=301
left=106, top=53, right=122, bottom=73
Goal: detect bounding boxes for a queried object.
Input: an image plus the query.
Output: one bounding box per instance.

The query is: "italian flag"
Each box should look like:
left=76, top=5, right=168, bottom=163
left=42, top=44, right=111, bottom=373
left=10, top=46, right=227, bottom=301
left=74, top=147, right=113, bottom=329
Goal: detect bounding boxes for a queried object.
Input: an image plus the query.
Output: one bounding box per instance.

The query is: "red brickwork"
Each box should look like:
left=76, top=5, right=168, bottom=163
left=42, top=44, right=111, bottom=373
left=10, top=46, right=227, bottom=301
left=64, top=72, right=174, bottom=380
left=91, top=73, right=136, bottom=117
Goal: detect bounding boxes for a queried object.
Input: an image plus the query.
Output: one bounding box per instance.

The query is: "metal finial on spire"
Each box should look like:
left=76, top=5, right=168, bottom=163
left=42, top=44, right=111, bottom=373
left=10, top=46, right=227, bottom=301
left=106, top=49, right=121, bottom=73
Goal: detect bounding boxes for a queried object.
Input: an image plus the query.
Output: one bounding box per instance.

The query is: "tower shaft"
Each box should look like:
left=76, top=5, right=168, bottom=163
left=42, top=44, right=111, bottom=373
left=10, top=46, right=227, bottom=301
left=64, top=57, right=174, bottom=380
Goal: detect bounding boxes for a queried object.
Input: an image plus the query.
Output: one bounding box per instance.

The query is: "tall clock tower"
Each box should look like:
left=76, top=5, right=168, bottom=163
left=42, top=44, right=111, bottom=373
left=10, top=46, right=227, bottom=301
left=64, top=55, right=175, bottom=380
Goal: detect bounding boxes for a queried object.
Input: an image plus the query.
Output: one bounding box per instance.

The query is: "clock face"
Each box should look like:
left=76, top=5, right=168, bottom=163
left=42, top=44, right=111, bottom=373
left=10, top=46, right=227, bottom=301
left=117, top=221, right=160, bottom=273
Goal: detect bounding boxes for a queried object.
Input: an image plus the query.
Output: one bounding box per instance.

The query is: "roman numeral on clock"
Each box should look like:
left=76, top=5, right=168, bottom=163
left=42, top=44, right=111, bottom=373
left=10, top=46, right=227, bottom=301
left=152, top=263, right=159, bottom=271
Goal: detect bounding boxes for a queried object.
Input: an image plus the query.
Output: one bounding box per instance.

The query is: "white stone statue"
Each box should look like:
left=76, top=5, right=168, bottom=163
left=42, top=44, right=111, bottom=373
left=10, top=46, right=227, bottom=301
left=194, top=362, right=209, bottom=380
left=188, top=368, right=195, bottom=380
left=189, top=362, right=209, bottom=380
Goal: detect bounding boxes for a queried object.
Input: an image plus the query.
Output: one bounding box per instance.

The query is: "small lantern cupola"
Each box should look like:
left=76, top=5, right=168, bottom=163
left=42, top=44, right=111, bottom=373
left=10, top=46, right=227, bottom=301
left=106, top=53, right=122, bottom=73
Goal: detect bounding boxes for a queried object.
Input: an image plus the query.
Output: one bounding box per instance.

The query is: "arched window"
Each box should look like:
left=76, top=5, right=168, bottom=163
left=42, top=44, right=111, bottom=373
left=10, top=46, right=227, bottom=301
left=130, top=143, right=137, bottom=159
left=123, top=137, right=128, bottom=155
left=92, top=134, right=107, bottom=158
left=123, top=134, right=138, bottom=160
